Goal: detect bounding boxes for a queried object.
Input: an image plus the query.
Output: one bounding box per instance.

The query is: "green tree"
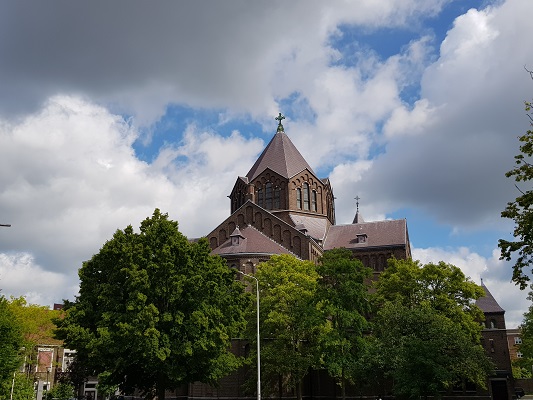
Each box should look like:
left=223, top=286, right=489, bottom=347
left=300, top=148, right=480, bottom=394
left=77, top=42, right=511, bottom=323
left=367, top=258, right=493, bottom=399
left=374, top=258, right=485, bottom=340
left=5, top=373, right=34, bottom=400
left=253, top=255, right=326, bottom=400
left=316, top=248, right=371, bottom=399
left=513, top=290, right=533, bottom=374
left=370, top=302, right=493, bottom=400
left=46, top=382, right=74, bottom=400
left=499, top=68, right=533, bottom=288
left=0, top=296, right=24, bottom=398
left=55, top=209, right=249, bottom=400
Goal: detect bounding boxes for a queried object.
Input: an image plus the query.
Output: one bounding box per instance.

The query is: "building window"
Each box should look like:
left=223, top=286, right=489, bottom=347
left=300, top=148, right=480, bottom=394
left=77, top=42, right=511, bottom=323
left=515, top=337, right=522, bottom=345
left=257, top=187, right=263, bottom=207
left=489, top=338, right=495, bottom=353
left=490, top=319, right=496, bottom=329
left=296, top=188, right=302, bottom=209
left=303, top=183, right=310, bottom=211
left=274, top=187, right=280, bottom=209
left=311, top=190, right=317, bottom=212
left=265, top=182, right=272, bottom=209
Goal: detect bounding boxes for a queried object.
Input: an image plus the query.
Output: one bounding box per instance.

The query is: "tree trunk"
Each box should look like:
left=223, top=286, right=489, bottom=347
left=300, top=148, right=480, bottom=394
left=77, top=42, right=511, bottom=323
left=295, top=378, right=303, bottom=400
left=341, top=367, right=346, bottom=400
left=157, top=381, right=166, bottom=400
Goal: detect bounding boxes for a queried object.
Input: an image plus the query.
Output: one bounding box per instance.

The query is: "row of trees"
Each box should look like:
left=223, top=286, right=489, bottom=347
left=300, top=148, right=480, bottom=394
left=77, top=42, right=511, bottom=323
left=54, top=209, right=494, bottom=400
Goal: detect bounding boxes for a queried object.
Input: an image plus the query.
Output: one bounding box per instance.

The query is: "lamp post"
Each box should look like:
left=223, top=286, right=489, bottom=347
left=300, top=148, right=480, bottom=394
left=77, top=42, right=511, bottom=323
left=239, top=271, right=261, bottom=400
left=46, top=367, right=51, bottom=396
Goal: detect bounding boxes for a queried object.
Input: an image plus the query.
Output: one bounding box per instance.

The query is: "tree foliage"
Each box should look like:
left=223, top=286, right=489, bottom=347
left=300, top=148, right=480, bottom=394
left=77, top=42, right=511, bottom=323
left=0, top=296, right=24, bottom=397
left=499, top=68, right=533, bottom=289
left=55, top=209, right=249, bottom=400
left=514, top=289, right=533, bottom=374
left=316, top=248, right=371, bottom=397
left=366, top=258, right=493, bottom=399
left=252, top=255, right=326, bottom=400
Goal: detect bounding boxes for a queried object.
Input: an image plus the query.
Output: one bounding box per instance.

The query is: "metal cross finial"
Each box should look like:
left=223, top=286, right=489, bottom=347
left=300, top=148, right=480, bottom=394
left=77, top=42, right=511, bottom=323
left=275, top=113, right=285, bottom=132
left=355, top=196, right=360, bottom=212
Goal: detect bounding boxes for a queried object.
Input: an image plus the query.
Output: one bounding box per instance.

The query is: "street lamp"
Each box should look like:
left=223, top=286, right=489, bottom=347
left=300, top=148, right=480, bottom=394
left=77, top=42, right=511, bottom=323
left=46, top=367, right=51, bottom=396
left=238, top=271, right=261, bottom=400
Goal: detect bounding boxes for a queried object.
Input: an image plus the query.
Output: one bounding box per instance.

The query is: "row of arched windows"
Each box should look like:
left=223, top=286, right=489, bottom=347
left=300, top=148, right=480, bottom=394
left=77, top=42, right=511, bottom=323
left=257, top=182, right=281, bottom=210
left=296, top=182, right=317, bottom=212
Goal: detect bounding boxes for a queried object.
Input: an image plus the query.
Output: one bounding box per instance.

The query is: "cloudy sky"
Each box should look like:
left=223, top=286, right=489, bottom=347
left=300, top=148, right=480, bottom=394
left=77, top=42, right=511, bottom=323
left=0, top=0, right=531, bottom=328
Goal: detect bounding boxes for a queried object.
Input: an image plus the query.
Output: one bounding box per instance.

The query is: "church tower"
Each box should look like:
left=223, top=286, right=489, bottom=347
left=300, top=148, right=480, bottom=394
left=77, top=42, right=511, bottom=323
left=228, top=113, right=335, bottom=241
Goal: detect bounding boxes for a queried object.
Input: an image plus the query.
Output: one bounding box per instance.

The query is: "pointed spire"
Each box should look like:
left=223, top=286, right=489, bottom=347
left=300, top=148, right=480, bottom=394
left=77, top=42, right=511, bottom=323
left=353, top=196, right=364, bottom=224
left=476, top=281, right=505, bottom=313
left=246, top=113, right=315, bottom=181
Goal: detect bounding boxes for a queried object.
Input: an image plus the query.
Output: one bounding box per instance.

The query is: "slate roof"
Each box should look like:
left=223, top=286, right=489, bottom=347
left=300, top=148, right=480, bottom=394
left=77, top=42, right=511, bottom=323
left=289, top=213, right=329, bottom=242
left=323, top=219, right=408, bottom=250
left=212, top=224, right=296, bottom=257
left=246, top=130, right=315, bottom=181
left=476, top=281, right=505, bottom=314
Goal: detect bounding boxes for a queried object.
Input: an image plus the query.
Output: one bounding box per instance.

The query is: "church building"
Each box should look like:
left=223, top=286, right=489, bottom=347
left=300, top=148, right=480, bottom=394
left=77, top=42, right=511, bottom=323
left=207, top=114, right=411, bottom=272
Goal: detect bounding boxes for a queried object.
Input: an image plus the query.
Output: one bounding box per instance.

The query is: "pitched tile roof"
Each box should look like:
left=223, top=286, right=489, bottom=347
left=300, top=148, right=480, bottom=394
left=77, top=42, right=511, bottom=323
left=212, top=224, right=297, bottom=257
left=289, top=213, right=329, bottom=242
left=476, top=281, right=505, bottom=313
left=246, top=130, right=315, bottom=181
left=323, top=219, right=408, bottom=250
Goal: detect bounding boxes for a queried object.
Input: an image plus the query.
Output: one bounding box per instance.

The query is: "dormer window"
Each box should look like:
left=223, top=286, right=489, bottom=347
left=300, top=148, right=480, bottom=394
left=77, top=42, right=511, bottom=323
left=230, top=226, right=245, bottom=246
left=356, top=234, right=367, bottom=243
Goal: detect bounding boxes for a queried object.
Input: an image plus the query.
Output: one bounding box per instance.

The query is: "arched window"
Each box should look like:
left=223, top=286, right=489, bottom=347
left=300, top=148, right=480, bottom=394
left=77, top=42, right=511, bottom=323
left=257, top=187, right=263, bottom=207
left=303, top=183, right=310, bottom=211
left=311, top=190, right=317, bottom=212
left=265, top=182, right=272, bottom=209
left=296, top=188, right=302, bottom=209
left=274, top=187, right=280, bottom=209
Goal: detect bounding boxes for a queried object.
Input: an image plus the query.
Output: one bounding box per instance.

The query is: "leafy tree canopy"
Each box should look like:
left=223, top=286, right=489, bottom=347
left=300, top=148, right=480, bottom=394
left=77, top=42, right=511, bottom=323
left=374, top=258, right=485, bottom=340
left=367, top=258, right=492, bottom=399
left=316, top=248, right=371, bottom=395
left=55, top=209, right=249, bottom=400
left=369, top=302, right=493, bottom=400
left=252, top=254, right=326, bottom=400
left=514, top=290, right=533, bottom=374
left=499, top=68, right=533, bottom=288
left=0, top=296, right=24, bottom=395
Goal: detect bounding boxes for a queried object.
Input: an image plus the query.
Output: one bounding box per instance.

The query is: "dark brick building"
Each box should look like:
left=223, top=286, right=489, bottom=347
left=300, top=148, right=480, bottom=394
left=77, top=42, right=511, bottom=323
left=207, top=115, right=411, bottom=273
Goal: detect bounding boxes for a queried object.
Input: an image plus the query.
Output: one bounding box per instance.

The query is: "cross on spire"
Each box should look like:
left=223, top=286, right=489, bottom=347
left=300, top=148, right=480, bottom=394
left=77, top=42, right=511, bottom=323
left=355, top=196, right=360, bottom=212
left=275, top=112, right=285, bottom=132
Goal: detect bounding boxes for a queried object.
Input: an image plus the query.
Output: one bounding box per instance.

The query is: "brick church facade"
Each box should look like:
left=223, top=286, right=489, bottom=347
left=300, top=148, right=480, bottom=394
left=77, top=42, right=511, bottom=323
left=207, top=114, right=411, bottom=273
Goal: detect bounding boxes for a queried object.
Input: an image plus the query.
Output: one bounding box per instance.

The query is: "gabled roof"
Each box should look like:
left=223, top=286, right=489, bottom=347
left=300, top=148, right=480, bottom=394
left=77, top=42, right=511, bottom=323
left=323, top=219, right=408, bottom=250
left=212, top=224, right=296, bottom=257
left=246, top=129, right=315, bottom=181
left=476, top=281, right=505, bottom=314
left=289, top=213, right=329, bottom=242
